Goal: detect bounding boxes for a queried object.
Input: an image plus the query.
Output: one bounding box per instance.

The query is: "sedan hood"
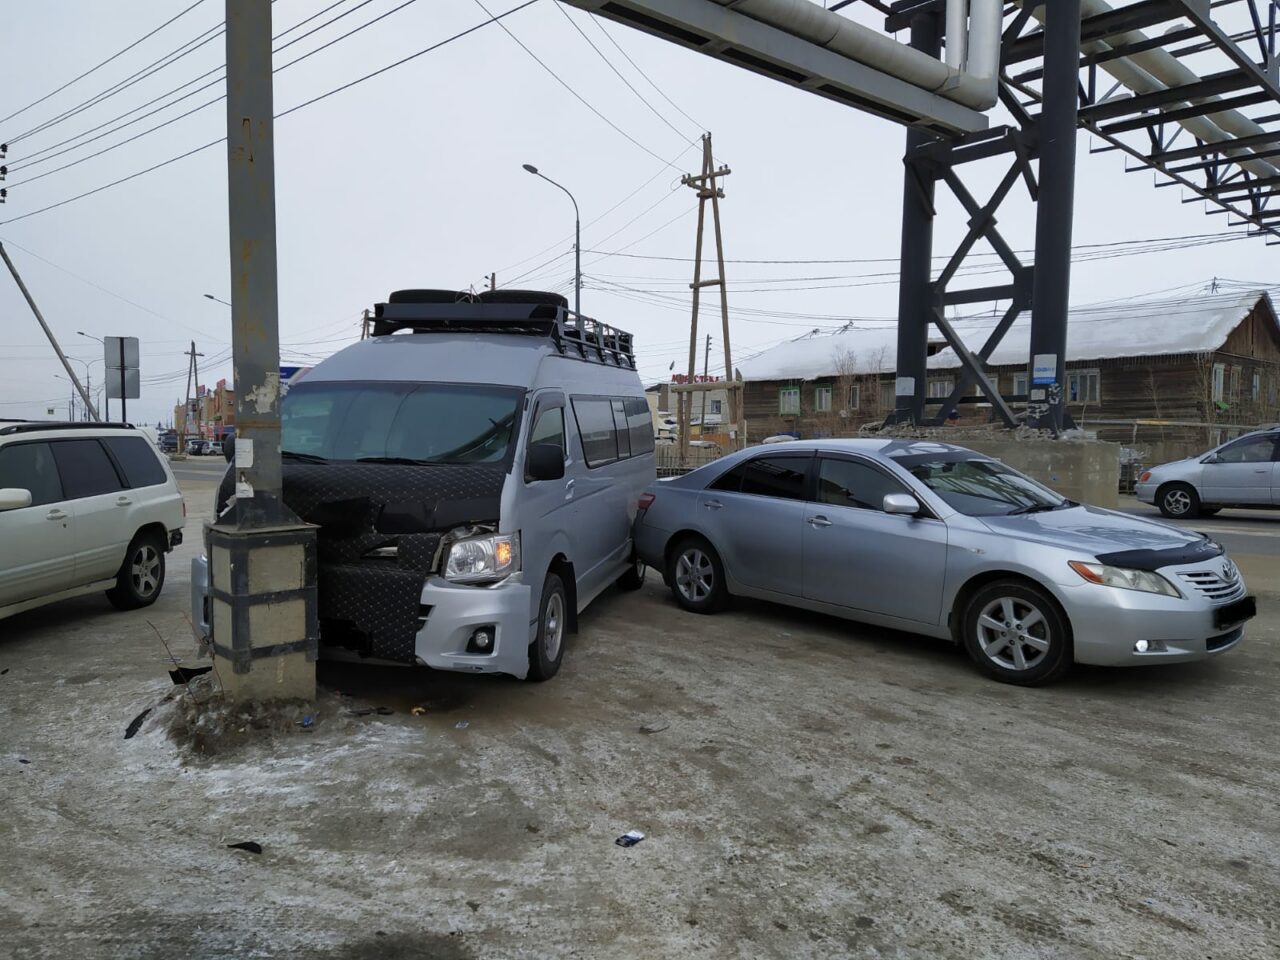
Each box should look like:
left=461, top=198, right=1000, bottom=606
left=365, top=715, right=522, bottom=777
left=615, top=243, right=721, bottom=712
left=979, top=503, right=1204, bottom=556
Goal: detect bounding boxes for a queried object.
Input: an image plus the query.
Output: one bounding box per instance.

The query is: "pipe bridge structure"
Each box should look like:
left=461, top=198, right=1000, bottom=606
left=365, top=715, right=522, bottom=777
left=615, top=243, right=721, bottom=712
left=565, top=0, right=1280, bottom=433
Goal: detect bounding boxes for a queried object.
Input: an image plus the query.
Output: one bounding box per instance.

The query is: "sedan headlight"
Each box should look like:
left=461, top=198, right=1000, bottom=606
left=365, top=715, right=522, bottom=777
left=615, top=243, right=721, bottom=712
left=1068, top=561, right=1181, bottom=598
left=444, top=532, right=520, bottom=584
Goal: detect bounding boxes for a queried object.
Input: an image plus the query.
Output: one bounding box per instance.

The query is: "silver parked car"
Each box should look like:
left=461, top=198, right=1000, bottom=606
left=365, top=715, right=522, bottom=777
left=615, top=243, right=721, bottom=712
left=1135, top=428, right=1279, bottom=518
left=634, top=439, right=1255, bottom=685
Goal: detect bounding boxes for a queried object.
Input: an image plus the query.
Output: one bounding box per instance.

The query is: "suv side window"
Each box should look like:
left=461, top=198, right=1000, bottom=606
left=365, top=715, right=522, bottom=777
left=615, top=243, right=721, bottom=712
left=0, top=442, right=64, bottom=507
left=817, top=457, right=908, bottom=511
left=49, top=439, right=123, bottom=499
left=103, top=436, right=168, bottom=488
left=717, top=455, right=810, bottom=500
left=1216, top=435, right=1278, bottom=463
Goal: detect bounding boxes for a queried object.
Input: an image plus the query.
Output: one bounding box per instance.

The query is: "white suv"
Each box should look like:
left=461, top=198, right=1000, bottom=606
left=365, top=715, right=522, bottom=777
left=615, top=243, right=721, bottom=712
left=0, top=422, right=185, bottom=621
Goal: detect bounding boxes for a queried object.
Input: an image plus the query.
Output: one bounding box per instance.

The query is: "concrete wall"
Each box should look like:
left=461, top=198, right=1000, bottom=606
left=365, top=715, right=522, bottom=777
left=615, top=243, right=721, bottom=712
left=962, top=439, right=1122, bottom=510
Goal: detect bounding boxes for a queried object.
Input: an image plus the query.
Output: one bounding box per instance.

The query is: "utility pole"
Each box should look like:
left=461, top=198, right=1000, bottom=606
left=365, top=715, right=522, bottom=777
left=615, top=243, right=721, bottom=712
left=677, top=134, right=738, bottom=461
left=489, top=272, right=497, bottom=292
left=1, top=242, right=99, bottom=421
left=178, top=341, right=202, bottom=454
left=699, top=334, right=711, bottom=437
left=208, top=0, right=317, bottom=703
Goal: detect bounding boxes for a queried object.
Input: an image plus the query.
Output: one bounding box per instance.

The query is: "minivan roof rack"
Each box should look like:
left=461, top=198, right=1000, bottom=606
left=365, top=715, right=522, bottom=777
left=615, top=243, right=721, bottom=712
left=0, top=421, right=137, bottom=436
left=370, top=288, right=636, bottom=370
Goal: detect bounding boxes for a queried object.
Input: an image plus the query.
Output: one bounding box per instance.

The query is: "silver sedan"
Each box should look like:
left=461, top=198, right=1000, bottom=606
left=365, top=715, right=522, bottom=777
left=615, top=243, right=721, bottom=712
left=634, top=439, right=1255, bottom=685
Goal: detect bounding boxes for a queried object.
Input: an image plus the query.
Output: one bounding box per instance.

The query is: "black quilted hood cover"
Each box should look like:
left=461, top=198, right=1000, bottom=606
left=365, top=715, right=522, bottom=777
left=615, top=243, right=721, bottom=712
left=216, top=461, right=507, bottom=661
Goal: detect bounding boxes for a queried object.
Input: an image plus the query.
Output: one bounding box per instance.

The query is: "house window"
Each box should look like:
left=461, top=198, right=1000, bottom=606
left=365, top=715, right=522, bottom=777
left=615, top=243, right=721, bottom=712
left=779, top=386, right=800, bottom=416
left=1252, top=371, right=1261, bottom=402
left=1229, top=366, right=1241, bottom=400
left=814, top=385, right=833, bottom=413
left=1066, top=369, right=1100, bottom=403
left=927, top=378, right=953, bottom=399
left=848, top=385, right=861, bottom=411
left=1012, top=373, right=1028, bottom=397
left=708, top=399, right=722, bottom=415
left=878, top=382, right=895, bottom=411
left=1212, top=363, right=1225, bottom=402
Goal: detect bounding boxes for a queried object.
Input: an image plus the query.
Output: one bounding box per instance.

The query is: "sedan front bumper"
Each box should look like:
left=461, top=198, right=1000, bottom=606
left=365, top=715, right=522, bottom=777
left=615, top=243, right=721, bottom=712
left=1133, top=481, right=1159, bottom=505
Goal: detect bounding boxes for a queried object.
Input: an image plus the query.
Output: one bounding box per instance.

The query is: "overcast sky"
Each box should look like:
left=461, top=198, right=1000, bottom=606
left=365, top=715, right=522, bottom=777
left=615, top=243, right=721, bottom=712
left=0, top=0, right=1275, bottom=426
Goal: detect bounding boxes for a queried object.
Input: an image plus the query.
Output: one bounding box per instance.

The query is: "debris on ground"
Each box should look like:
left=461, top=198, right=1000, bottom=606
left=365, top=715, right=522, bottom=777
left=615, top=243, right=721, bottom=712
left=615, top=830, right=645, bottom=848
left=17, top=758, right=30, bottom=765
left=411, top=706, right=428, bottom=717
left=299, top=714, right=315, bottom=729
left=348, top=706, right=394, bottom=717
left=226, top=841, right=262, bottom=854
left=124, top=707, right=153, bottom=740
left=638, top=721, right=669, bottom=735
left=164, top=694, right=337, bottom=756
left=168, top=665, right=213, bottom=685
left=454, top=721, right=469, bottom=730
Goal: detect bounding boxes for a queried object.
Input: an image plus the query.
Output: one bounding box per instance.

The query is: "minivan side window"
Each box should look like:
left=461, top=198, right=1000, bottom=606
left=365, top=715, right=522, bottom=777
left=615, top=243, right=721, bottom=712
left=712, top=455, right=809, bottom=500
left=625, top=399, right=655, bottom=455
left=529, top=406, right=565, bottom=451
left=0, top=442, right=63, bottom=506
left=573, top=399, right=619, bottom=467
left=49, top=439, right=123, bottom=499
left=611, top=400, right=632, bottom=459
left=103, top=436, right=168, bottom=488
left=1216, top=435, right=1277, bottom=463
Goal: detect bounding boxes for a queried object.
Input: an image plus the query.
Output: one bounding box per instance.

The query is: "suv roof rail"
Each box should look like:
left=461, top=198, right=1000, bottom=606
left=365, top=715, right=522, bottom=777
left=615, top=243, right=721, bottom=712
left=370, top=288, right=636, bottom=370
left=0, top=421, right=137, bottom=437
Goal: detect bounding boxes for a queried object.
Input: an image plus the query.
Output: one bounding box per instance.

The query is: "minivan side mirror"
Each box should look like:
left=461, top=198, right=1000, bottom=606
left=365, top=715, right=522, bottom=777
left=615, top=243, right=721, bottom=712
left=0, top=488, right=33, bottom=511
left=526, top=443, right=566, bottom=482
left=883, top=492, right=921, bottom=516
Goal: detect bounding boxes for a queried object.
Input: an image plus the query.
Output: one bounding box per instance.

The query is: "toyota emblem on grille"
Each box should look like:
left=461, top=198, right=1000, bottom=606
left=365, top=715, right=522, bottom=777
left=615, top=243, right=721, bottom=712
left=1221, top=559, right=1238, bottom=581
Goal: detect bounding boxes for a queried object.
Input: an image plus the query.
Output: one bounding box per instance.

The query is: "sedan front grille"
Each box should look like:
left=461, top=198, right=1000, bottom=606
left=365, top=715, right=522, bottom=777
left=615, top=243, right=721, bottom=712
left=1178, top=567, right=1245, bottom=604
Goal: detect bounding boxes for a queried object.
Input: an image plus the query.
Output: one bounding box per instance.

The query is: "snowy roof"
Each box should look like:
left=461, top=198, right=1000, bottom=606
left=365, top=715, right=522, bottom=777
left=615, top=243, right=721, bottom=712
left=737, top=290, right=1276, bottom=381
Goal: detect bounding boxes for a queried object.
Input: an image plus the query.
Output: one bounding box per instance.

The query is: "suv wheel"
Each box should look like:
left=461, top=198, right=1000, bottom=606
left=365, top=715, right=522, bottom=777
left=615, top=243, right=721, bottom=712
left=961, top=581, right=1071, bottom=686
left=107, top=532, right=166, bottom=610
left=1158, top=482, right=1200, bottom=519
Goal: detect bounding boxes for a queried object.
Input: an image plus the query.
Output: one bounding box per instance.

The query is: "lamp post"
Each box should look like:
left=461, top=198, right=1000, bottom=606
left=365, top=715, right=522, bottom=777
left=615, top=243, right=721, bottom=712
left=522, top=163, right=580, bottom=318
left=203, top=293, right=232, bottom=307
left=76, top=332, right=108, bottom=419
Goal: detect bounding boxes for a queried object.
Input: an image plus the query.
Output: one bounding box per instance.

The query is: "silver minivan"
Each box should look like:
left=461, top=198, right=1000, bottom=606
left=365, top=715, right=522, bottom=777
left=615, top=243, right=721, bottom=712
left=192, top=290, right=655, bottom=680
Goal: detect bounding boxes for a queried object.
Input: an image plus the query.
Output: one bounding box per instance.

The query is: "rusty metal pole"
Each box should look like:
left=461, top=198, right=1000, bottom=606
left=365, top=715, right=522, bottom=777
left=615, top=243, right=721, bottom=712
left=210, top=0, right=316, bottom=703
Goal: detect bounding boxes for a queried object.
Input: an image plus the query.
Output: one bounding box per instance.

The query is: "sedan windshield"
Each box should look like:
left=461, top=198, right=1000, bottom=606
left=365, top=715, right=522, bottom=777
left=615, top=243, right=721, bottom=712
left=281, top=381, right=523, bottom=465
left=897, top=455, right=1068, bottom=517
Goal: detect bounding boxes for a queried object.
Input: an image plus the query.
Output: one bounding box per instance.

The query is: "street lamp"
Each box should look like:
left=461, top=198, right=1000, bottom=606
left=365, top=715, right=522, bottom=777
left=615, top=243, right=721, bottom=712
left=203, top=293, right=232, bottom=307
left=76, top=332, right=108, bottom=419
left=522, top=163, right=581, bottom=318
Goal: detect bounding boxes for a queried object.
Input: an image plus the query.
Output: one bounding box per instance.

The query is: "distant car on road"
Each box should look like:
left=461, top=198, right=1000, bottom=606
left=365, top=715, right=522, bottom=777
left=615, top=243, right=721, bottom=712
left=206, top=441, right=223, bottom=458
left=186, top=439, right=208, bottom=456
left=634, top=439, right=1254, bottom=685
left=1135, top=428, right=1279, bottom=518
left=0, top=422, right=185, bottom=621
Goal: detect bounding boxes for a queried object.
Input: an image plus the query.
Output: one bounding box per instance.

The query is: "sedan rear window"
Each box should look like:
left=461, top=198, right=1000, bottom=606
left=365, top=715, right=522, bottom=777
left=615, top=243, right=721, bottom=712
left=711, top=455, right=809, bottom=501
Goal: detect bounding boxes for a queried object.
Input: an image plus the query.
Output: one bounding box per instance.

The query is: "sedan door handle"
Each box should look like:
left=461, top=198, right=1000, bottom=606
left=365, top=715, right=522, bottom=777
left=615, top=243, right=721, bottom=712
left=115, top=496, right=133, bottom=506
left=703, top=499, right=723, bottom=510
left=807, top=515, right=833, bottom=528
left=46, top=509, right=67, bottom=521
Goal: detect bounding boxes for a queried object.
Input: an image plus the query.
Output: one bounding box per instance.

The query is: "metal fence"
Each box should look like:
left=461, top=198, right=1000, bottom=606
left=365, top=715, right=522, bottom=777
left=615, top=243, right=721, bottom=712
left=655, top=444, right=727, bottom=478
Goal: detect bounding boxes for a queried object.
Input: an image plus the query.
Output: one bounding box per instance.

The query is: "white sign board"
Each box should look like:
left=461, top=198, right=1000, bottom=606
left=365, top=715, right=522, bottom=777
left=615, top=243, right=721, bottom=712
left=104, top=336, right=141, bottom=400
left=1031, top=354, right=1057, bottom=386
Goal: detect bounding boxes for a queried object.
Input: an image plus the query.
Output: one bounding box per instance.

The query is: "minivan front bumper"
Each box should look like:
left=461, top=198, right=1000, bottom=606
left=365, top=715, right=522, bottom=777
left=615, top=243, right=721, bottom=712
left=190, top=552, right=534, bottom=677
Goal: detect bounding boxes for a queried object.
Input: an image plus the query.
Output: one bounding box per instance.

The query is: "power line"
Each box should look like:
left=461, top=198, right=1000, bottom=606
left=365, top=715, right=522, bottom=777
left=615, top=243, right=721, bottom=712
left=553, top=2, right=694, bottom=142
left=469, top=0, right=682, bottom=170
left=7, top=0, right=424, bottom=190
left=589, top=12, right=703, bottom=131
left=0, top=0, right=211, bottom=128
left=0, top=1, right=539, bottom=227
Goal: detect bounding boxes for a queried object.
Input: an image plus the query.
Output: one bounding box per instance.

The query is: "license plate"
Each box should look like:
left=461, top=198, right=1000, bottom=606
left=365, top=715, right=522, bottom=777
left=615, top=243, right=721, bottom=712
left=1214, top=595, right=1257, bottom=629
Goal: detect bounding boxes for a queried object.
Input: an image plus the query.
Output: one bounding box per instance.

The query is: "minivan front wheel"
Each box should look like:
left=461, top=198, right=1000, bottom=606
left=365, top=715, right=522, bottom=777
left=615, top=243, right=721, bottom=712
left=107, top=532, right=166, bottom=611
left=961, top=581, right=1071, bottom=686
left=1158, top=482, right=1200, bottom=519
left=527, top=573, right=568, bottom=681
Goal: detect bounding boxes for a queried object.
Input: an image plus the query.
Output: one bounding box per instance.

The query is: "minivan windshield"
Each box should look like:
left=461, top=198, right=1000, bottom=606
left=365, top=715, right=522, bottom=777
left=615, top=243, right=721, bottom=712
left=894, top=454, right=1069, bottom=517
left=281, top=381, right=523, bottom=465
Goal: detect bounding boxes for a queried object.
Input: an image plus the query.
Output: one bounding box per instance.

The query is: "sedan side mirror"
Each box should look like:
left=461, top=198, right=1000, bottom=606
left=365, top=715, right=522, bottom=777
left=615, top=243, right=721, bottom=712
left=0, top=488, right=33, bottom=511
left=526, top=442, right=566, bottom=482
left=883, top=492, right=921, bottom=516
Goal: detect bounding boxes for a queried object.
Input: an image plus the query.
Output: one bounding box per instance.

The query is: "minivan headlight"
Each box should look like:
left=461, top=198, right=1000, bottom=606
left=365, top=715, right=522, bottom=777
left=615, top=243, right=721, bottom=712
left=1069, top=561, right=1181, bottom=598
left=444, top=533, right=520, bottom=584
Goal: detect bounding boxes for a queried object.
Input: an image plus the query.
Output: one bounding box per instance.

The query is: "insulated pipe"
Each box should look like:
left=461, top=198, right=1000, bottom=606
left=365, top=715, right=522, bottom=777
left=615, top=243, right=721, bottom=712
left=946, top=0, right=968, bottom=70
left=717, top=0, right=1001, bottom=109
left=1024, top=0, right=1280, bottom=178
